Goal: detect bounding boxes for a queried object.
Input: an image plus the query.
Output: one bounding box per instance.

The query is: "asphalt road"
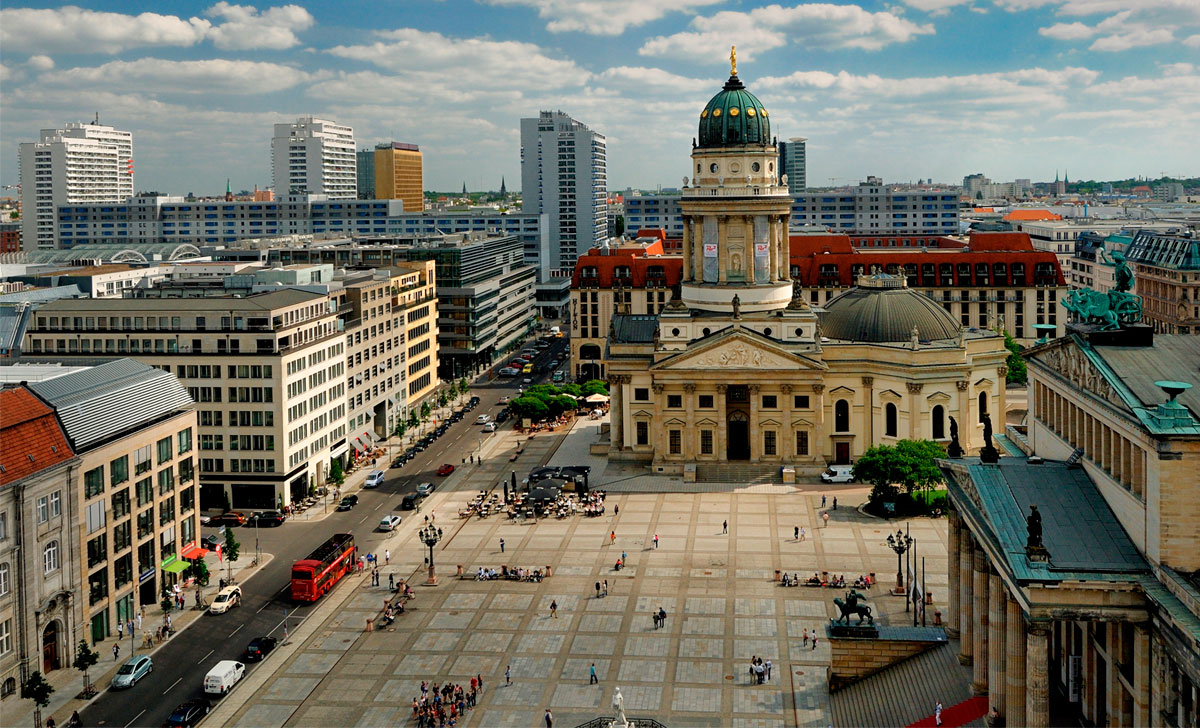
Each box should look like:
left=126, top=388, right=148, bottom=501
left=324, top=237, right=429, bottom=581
left=80, top=334, right=568, bottom=728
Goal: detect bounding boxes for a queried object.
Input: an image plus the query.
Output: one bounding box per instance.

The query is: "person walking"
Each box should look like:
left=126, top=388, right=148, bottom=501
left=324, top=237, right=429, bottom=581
left=610, top=530, right=616, bottom=545
left=812, top=634, right=819, bottom=650
left=833, top=496, right=838, bottom=510
left=505, top=665, right=512, bottom=686
left=658, top=607, right=667, bottom=629
left=765, top=658, right=772, bottom=681
left=800, top=527, right=806, bottom=542
left=389, top=573, right=395, bottom=590
left=589, top=663, right=598, bottom=684
left=794, top=525, right=799, bottom=540
left=802, top=628, right=809, bottom=646
left=595, top=581, right=602, bottom=598
left=117, top=621, right=124, bottom=640
left=935, top=700, right=943, bottom=726
left=653, top=534, right=659, bottom=549
left=112, top=643, right=120, bottom=661
left=545, top=709, right=554, bottom=728
left=550, top=600, right=558, bottom=619
left=603, top=579, right=608, bottom=596
left=385, top=549, right=390, bottom=565
left=823, top=512, right=830, bottom=528
left=621, top=551, right=627, bottom=564
left=499, top=538, right=505, bottom=554
left=722, top=520, right=728, bottom=534
left=136, top=612, right=143, bottom=631
left=614, top=504, right=619, bottom=516
left=652, top=609, right=660, bottom=629
left=821, top=494, right=826, bottom=508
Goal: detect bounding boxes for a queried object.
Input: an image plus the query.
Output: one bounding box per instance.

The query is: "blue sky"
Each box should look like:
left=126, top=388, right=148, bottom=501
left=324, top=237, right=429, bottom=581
left=2, top=0, right=1197, bottom=195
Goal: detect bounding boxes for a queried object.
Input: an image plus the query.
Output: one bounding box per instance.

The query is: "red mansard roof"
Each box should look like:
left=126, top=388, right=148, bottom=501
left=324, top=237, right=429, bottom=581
left=0, top=387, right=75, bottom=487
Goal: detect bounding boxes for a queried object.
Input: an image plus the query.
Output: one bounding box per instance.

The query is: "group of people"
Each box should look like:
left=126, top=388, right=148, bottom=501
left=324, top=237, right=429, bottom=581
left=748, top=656, right=773, bottom=684
left=651, top=606, right=668, bottom=629
left=411, top=677, right=483, bottom=728
left=475, top=565, right=544, bottom=582
left=381, top=598, right=405, bottom=626
left=782, top=572, right=867, bottom=588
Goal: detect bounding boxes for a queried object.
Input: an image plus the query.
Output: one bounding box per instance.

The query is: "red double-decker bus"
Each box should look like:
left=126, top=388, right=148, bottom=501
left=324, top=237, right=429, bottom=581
left=291, top=533, right=356, bottom=602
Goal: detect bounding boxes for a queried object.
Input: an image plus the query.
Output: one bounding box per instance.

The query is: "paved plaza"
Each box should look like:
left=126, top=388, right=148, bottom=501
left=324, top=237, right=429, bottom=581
left=220, top=469, right=949, bottom=727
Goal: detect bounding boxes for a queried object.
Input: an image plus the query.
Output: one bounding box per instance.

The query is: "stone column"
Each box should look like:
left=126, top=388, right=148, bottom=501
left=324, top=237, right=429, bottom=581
left=781, top=384, right=794, bottom=459
left=684, top=383, right=697, bottom=461
left=997, top=365, right=1009, bottom=428
left=1149, top=634, right=1167, bottom=725
left=777, top=217, right=789, bottom=280
left=946, top=507, right=961, bottom=637
left=1006, top=594, right=1027, bottom=723
left=1133, top=625, right=1150, bottom=727
left=812, top=384, right=826, bottom=462
left=748, top=384, right=761, bottom=460
left=972, top=545, right=990, bottom=695
left=681, top=215, right=692, bottom=282
left=907, top=382, right=923, bottom=440
left=717, top=384, right=729, bottom=462
left=958, top=532, right=974, bottom=665
left=610, top=375, right=627, bottom=450
left=651, top=383, right=665, bottom=458
left=1026, top=622, right=1051, bottom=728
left=861, top=376, right=875, bottom=449
left=988, top=571, right=1008, bottom=717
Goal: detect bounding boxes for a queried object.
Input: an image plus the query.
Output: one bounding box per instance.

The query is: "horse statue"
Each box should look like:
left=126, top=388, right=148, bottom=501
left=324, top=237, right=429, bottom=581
left=1062, top=288, right=1120, bottom=330
left=833, top=589, right=874, bottom=625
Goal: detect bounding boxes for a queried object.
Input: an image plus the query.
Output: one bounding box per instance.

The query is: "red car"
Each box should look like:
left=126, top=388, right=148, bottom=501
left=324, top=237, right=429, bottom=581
left=436, top=463, right=455, bottom=476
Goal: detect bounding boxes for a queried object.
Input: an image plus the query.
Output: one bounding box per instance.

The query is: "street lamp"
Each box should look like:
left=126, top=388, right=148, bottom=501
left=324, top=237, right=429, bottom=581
left=886, top=528, right=914, bottom=596
left=420, top=524, right=444, bottom=585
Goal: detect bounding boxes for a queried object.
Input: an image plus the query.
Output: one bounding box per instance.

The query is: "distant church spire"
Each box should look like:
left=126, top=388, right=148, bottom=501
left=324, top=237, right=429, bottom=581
left=500, top=176, right=507, bottom=196
left=462, top=181, right=467, bottom=195
left=225, top=178, right=233, bottom=202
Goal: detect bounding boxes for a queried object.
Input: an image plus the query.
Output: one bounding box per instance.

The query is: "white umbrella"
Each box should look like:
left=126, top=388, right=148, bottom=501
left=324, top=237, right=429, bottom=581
left=585, top=393, right=610, bottom=403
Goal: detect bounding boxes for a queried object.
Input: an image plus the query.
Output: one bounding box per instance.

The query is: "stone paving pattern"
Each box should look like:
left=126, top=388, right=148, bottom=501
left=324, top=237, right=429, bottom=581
left=228, top=483, right=949, bottom=728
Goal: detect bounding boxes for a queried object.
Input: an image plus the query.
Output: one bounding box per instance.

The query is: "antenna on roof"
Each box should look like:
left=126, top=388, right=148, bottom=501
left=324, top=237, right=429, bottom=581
left=94, top=111, right=100, bottom=125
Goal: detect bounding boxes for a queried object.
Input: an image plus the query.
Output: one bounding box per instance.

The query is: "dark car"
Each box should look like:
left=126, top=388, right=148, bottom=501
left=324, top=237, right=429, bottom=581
left=469, top=396, right=480, bottom=405
left=210, top=511, right=246, bottom=527
left=400, top=493, right=421, bottom=511
left=495, top=409, right=510, bottom=424
left=165, top=698, right=210, bottom=727
left=201, top=534, right=221, bottom=550
left=248, top=510, right=286, bottom=527
left=242, top=636, right=277, bottom=662
left=336, top=495, right=358, bottom=511
left=391, top=457, right=404, bottom=469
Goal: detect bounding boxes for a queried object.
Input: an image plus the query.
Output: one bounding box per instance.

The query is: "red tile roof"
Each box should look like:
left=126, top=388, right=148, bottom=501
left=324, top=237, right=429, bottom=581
left=572, top=250, right=682, bottom=288
left=1003, top=209, right=1062, bottom=222
left=0, top=387, right=75, bottom=487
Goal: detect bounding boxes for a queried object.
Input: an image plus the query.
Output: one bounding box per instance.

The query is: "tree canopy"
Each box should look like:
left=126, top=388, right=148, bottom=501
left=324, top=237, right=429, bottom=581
left=1002, top=330, right=1027, bottom=385
left=854, top=439, right=946, bottom=504
left=580, top=379, right=609, bottom=397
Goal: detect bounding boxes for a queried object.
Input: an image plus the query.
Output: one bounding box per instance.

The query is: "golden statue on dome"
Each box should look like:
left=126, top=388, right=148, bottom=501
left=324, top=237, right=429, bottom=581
left=730, top=45, right=737, bottom=75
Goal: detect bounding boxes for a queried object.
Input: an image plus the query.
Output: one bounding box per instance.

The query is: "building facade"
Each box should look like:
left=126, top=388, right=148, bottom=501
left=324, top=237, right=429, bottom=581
left=520, top=111, right=608, bottom=275
left=19, top=122, right=134, bottom=250
left=778, top=137, right=807, bottom=193
left=356, top=149, right=375, bottom=199
left=1124, top=230, right=1200, bottom=335
left=374, top=143, right=423, bottom=213
left=0, top=223, right=20, bottom=255
left=790, top=177, right=959, bottom=235
left=624, top=196, right=685, bottom=240
left=272, top=116, right=356, bottom=199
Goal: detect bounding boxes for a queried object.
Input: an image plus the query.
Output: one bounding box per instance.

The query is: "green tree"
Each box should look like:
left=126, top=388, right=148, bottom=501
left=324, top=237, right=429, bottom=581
left=407, top=410, right=419, bottom=430
left=560, top=383, right=583, bottom=397
left=161, top=582, right=174, bottom=613
left=509, top=395, right=549, bottom=421
left=892, top=439, right=947, bottom=498
left=1001, top=330, right=1027, bottom=384
left=458, top=377, right=470, bottom=398
left=580, top=379, right=609, bottom=397
left=223, top=524, right=241, bottom=583
left=73, top=638, right=99, bottom=697
left=329, top=458, right=345, bottom=485
left=853, top=445, right=904, bottom=504
left=186, top=557, right=210, bottom=587
left=437, top=389, right=448, bottom=409
left=615, top=215, right=625, bottom=236
left=21, top=671, right=54, bottom=728
left=420, top=401, right=431, bottom=422
left=393, top=421, right=408, bottom=440
left=854, top=440, right=946, bottom=506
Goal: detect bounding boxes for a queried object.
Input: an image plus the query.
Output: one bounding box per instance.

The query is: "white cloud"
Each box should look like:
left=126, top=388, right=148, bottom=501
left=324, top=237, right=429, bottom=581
left=0, top=4, right=312, bottom=54
left=1089, top=27, right=1174, bottom=51
left=901, top=0, right=973, bottom=14
left=595, top=66, right=711, bottom=93
left=483, top=0, right=722, bottom=35
left=27, top=55, right=55, bottom=71
left=1030, top=0, right=1200, bottom=52
left=1039, top=22, right=1094, bottom=40
left=204, top=2, right=313, bottom=50
left=39, top=59, right=313, bottom=94
left=640, top=3, right=934, bottom=62
left=1185, top=33, right=1200, bottom=47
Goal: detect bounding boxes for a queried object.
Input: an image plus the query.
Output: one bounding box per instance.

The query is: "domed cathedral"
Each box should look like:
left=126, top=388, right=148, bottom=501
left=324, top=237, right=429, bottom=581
left=604, top=51, right=1010, bottom=474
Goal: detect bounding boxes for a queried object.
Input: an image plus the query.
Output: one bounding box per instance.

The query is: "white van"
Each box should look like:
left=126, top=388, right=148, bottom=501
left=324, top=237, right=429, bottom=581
left=204, top=660, right=246, bottom=695
left=820, top=465, right=855, bottom=483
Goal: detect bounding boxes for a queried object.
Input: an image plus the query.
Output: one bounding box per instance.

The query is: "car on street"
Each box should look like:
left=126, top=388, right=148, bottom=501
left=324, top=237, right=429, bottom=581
left=112, top=655, right=153, bottom=689
left=475, top=414, right=491, bottom=424
left=337, top=495, right=359, bottom=511
left=498, top=396, right=510, bottom=404
left=201, top=534, right=221, bottom=550
left=499, top=367, right=519, bottom=376
left=203, top=660, right=246, bottom=696
left=364, top=470, right=385, bottom=488
left=469, top=396, right=480, bottom=405
left=248, top=510, right=285, bottom=527
left=436, top=463, right=455, bottom=476
left=210, top=511, right=247, bottom=526
left=416, top=482, right=435, bottom=496
left=391, top=457, right=404, bottom=469
left=241, top=636, right=277, bottom=662
left=165, top=698, right=210, bottom=727
left=522, top=377, right=533, bottom=384
left=495, top=410, right=510, bottom=424
left=482, top=422, right=497, bottom=433
left=379, top=514, right=403, bottom=531
left=552, top=371, right=565, bottom=383
left=401, top=493, right=421, bottom=510
left=209, top=585, right=243, bottom=615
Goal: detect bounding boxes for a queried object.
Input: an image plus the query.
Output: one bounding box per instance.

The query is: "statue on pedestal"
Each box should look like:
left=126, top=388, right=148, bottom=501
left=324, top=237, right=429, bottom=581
left=979, top=413, right=999, bottom=464
left=610, top=687, right=629, bottom=728
left=1026, top=505, right=1043, bottom=549
left=731, top=293, right=742, bottom=319
left=947, top=416, right=963, bottom=458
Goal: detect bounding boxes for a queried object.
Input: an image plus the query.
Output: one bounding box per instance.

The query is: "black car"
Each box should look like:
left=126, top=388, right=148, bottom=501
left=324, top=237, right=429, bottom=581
left=400, top=493, right=421, bottom=511
left=201, top=534, right=221, bottom=550
left=391, top=457, right=404, bottom=469
left=337, top=495, right=358, bottom=511
left=469, top=396, right=480, bottom=405
left=165, top=698, right=210, bottom=727
left=495, top=409, right=510, bottom=424
left=249, top=510, right=286, bottom=527
left=242, top=636, right=278, bottom=662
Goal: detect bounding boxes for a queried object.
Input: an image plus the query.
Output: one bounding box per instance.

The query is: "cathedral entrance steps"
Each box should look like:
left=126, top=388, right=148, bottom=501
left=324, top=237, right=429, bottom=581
left=694, top=463, right=783, bottom=484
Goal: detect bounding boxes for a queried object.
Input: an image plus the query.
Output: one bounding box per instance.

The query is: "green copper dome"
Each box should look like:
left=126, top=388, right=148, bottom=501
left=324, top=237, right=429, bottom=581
left=698, top=74, right=771, bottom=149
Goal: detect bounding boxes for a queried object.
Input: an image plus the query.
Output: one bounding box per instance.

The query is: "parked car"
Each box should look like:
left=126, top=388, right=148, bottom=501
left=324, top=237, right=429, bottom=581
left=379, top=514, right=403, bottom=532
left=337, top=495, right=359, bottom=511
left=820, top=465, right=856, bottom=483
left=241, top=636, right=277, bottom=662
left=552, top=371, right=565, bottom=383
left=165, top=698, right=210, bottom=727
left=498, top=395, right=511, bottom=405
left=482, top=422, right=497, bottom=433
left=364, top=470, right=385, bottom=488
left=203, top=660, right=246, bottom=696
left=209, top=585, right=243, bottom=615
left=199, top=514, right=212, bottom=526
left=401, top=493, right=421, bottom=510
left=495, top=410, right=510, bottom=424
left=416, top=482, right=435, bottom=496
left=211, top=511, right=246, bottom=526
left=112, top=655, right=153, bottom=689
left=469, top=396, right=480, bottom=405
left=436, top=463, right=455, bottom=476
left=475, top=414, right=491, bottom=425
left=499, top=367, right=519, bottom=377
left=201, top=534, right=221, bottom=550
left=248, top=510, right=285, bottom=527
left=391, top=457, right=405, bottom=469
left=522, top=377, right=533, bottom=384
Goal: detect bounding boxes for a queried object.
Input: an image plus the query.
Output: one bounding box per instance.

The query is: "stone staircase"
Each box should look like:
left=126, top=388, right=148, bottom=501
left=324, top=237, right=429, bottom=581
left=694, top=463, right=783, bottom=484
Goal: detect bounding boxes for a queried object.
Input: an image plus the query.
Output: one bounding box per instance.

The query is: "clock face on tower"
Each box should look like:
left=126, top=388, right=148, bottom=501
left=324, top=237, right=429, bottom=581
left=709, top=163, right=719, bottom=173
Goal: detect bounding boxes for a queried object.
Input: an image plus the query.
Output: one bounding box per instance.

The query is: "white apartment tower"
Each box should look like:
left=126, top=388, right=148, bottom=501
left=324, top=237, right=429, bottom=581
left=272, top=116, right=357, bottom=199
left=520, top=111, right=607, bottom=279
left=18, top=122, right=134, bottom=250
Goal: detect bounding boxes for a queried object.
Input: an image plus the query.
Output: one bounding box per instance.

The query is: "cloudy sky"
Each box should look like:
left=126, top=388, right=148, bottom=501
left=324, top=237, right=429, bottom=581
left=1, top=1, right=1197, bottom=195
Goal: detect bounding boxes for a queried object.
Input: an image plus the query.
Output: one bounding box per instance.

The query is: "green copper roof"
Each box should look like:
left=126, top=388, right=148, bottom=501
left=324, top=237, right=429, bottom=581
left=698, top=75, right=771, bottom=149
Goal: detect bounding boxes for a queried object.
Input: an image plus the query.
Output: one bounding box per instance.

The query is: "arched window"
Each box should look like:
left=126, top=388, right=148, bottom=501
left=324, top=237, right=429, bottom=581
left=2, top=677, right=16, bottom=698
left=0, top=562, right=8, bottom=596
left=43, top=541, right=59, bottom=574
left=978, top=391, right=988, bottom=423
left=835, top=400, right=850, bottom=433
left=579, top=344, right=602, bottom=360
left=932, top=405, right=945, bottom=440
left=885, top=403, right=898, bottom=437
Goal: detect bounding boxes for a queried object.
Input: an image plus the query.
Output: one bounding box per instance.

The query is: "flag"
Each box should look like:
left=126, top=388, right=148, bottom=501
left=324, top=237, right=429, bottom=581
left=216, top=544, right=223, bottom=563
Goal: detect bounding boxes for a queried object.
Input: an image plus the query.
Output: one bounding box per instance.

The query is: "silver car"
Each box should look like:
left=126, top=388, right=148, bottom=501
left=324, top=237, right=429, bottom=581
left=112, top=655, right=153, bottom=689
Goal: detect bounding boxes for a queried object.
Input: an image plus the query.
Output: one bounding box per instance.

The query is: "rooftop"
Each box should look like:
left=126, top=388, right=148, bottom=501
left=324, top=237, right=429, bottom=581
left=0, top=387, right=75, bottom=487
left=34, top=288, right=327, bottom=312
left=1090, top=336, right=1200, bottom=421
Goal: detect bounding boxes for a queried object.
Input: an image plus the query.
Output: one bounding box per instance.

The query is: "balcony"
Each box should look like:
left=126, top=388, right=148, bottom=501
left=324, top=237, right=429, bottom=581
left=682, top=183, right=790, bottom=199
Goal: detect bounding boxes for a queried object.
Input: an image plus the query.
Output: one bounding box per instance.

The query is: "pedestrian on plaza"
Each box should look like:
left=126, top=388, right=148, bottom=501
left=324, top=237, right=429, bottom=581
left=499, top=538, right=505, bottom=554
left=589, top=663, right=598, bottom=684
left=658, top=607, right=667, bottom=629
left=136, top=612, right=143, bottom=631
left=610, top=530, right=616, bottom=545
left=833, top=497, right=838, bottom=510
left=550, top=600, right=558, bottom=619
left=653, top=533, right=659, bottom=549
left=749, top=658, right=756, bottom=683
left=545, top=709, right=554, bottom=728
left=603, top=579, right=608, bottom=596
left=112, top=643, right=120, bottom=661
left=803, top=628, right=810, bottom=646
left=390, top=573, right=396, bottom=590
left=935, top=700, right=943, bottom=726
left=794, top=525, right=799, bottom=540
left=621, top=551, right=627, bottom=564
left=821, top=494, right=826, bottom=508
left=595, top=581, right=602, bottom=598
left=800, top=527, right=806, bottom=542
left=117, top=621, right=124, bottom=640
left=652, top=610, right=660, bottom=629
left=823, top=512, right=830, bottom=528
left=477, top=673, right=483, bottom=693
left=755, top=661, right=765, bottom=684
left=505, top=665, right=511, bottom=686
left=385, top=549, right=390, bottom=565
left=765, top=658, right=772, bottom=681
left=614, top=504, right=619, bottom=516
left=812, top=634, right=819, bottom=650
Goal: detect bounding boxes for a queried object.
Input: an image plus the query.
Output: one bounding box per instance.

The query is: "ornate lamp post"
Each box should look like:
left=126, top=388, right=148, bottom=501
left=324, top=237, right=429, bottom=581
left=886, top=529, right=913, bottom=595
left=420, top=524, right=443, bottom=585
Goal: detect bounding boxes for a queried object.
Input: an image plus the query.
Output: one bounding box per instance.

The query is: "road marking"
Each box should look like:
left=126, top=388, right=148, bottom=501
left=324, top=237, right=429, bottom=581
left=229, top=624, right=243, bottom=637
left=123, top=710, right=146, bottom=728
left=163, top=677, right=181, bottom=695
left=197, top=649, right=213, bottom=664
left=359, top=515, right=368, bottom=524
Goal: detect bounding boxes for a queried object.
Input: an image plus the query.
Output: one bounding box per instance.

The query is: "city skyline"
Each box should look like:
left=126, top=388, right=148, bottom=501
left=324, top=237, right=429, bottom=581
left=1, top=0, right=1198, bottom=196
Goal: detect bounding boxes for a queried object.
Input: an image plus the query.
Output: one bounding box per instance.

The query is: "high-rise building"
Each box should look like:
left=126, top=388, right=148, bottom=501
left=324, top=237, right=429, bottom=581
left=18, top=122, right=134, bottom=250
left=520, top=111, right=607, bottom=279
left=778, top=137, right=807, bottom=193
left=356, top=149, right=376, bottom=199
left=271, top=116, right=356, bottom=199
left=374, top=143, right=423, bottom=213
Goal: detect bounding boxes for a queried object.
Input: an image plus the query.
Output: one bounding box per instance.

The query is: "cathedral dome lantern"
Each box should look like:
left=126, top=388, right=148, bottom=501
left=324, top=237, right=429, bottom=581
left=698, top=71, right=771, bottom=149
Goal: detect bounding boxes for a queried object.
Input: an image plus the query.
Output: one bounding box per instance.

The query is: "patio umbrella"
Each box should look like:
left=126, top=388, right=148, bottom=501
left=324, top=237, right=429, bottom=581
left=585, top=393, right=610, bottom=403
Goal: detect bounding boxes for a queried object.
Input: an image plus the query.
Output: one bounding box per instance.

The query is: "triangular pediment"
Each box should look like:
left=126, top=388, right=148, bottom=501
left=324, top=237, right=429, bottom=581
left=697, top=418, right=718, bottom=426
left=651, top=327, right=826, bottom=372
left=926, top=391, right=952, bottom=403
left=790, top=417, right=815, bottom=427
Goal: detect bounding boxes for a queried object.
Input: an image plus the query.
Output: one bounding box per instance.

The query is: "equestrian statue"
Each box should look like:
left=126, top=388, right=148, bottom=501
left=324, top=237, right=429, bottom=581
left=833, top=589, right=874, bottom=626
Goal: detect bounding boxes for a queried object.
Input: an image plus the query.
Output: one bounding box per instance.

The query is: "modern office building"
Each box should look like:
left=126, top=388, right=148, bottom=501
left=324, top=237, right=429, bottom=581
left=520, top=111, right=607, bottom=276
left=356, top=149, right=376, bottom=199
left=5, top=264, right=166, bottom=298
left=374, top=143, right=423, bottom=213
left=778, top=137, right=807, bottom=193
left=22, top=290, right=347, bottom=510
left=19, top=122, right=134, bottom=250
left=790, top=176, right=959, bottom=235
left=1123, top=230, right=1200, bottom=334
left=962, top=173, right=1032, bottom=200
left=0, top=223, right=20, bottom=254
left=271, top=116, right=356, bottom=199
left=623, top=195, right=685, bottom=239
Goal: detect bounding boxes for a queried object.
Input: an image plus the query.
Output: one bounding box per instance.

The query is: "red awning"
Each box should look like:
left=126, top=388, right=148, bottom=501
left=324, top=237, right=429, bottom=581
left=181, top=545, right=210, bottom=560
